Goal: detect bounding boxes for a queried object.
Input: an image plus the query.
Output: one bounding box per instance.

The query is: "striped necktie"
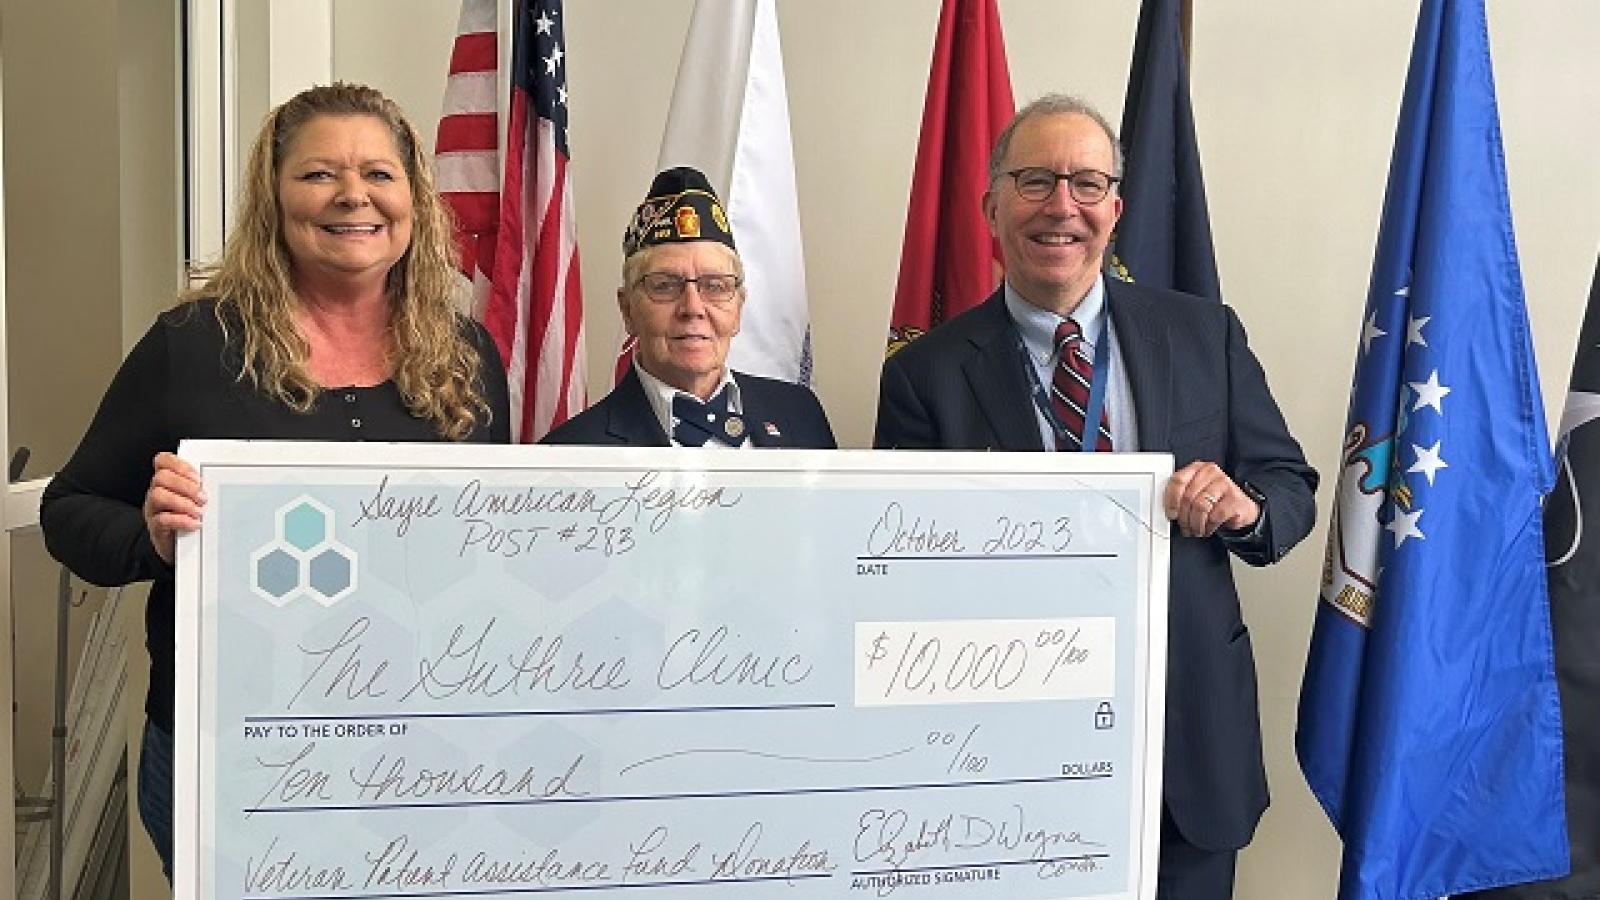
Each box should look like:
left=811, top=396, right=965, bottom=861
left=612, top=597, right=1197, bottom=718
left=1051, top=319, right=1112, bottom=451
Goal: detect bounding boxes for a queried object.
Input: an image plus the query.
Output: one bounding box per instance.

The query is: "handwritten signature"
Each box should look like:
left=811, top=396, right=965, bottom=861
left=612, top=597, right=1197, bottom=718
left=854, top=803, right=1102, bottom=875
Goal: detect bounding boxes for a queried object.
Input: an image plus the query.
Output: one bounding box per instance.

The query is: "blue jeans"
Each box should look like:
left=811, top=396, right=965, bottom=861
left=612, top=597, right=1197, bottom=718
left=137, top=718, right=174, bottom=881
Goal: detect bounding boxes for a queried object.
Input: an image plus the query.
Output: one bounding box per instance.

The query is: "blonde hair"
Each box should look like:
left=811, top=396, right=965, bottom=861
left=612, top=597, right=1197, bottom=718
left=183, top=82, right=489, bottom=440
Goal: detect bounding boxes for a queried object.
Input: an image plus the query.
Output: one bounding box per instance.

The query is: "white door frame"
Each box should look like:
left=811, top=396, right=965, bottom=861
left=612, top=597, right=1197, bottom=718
left=185, top=0, right=333, bottom=279
left=186, top=0, right=236, bottom=275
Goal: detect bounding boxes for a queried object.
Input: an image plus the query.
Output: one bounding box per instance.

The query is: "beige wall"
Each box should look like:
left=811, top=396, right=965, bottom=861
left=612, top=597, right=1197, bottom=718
left=330, top=0, right=1600, bottom=443
left=5, top=1, right=1596, bottom=897
left=1, top=0, right=125, bottom=475
left=328, top=3, right=1600, bottom=895
left=0, top=0, right=127, bottom=837
left=3, top=0, right=180, bottom=895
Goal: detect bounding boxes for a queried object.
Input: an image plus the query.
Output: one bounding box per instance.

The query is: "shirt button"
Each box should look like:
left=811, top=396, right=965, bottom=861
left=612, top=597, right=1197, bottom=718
left=351, top=418, right=362, bottom=428
left=345, top=393, right=356, bottom=403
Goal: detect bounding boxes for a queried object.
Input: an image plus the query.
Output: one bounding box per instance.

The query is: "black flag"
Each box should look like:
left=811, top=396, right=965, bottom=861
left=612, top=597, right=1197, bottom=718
left=1466, top=257, right=1600, bottom=899
left=1112, top=0, right=1220, bottom=301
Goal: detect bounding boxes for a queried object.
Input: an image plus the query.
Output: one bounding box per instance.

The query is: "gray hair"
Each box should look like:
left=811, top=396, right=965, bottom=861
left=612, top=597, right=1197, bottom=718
left=988, top=94, right=1125, bottom=184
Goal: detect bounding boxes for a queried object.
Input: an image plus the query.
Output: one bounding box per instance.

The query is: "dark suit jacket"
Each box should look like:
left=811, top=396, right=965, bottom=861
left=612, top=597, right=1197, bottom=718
left=543, top=367, right=837, bottom=449
left=875, top=281, right=1317, bottom=852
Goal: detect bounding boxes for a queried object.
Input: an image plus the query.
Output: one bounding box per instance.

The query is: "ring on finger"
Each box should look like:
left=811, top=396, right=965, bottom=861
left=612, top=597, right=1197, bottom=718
left=1200, top=492, right=1220, bottom=506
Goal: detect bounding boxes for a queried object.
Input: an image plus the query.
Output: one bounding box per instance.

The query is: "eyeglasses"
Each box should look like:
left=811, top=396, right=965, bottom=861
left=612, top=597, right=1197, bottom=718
left=634, top=272, right=743, bottom=305
left=1003, top=167, right=1120, bottom=205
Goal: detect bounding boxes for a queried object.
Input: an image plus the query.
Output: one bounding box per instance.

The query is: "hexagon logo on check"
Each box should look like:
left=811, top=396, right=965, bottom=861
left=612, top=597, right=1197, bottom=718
left=248, top=495, right=357, bottom=607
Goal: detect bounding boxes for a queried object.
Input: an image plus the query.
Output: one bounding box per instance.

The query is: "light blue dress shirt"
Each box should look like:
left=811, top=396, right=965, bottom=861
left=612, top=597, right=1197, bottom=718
left=1004, top=276, right=1139, bottom=451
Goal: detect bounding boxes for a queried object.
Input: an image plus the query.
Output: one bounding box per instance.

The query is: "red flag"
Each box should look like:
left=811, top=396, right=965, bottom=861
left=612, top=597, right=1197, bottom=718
left=483, top=0, right=587, bottom=442
left=888, top=0, right=1014, bottom=355
left=613, top=334, right=636, bottom=387
left=434, top=0, right=500, bottom=318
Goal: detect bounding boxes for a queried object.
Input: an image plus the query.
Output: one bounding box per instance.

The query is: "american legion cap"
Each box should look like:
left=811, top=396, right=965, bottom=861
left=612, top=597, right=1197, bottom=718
left=622, top=166, right=736, bottom=258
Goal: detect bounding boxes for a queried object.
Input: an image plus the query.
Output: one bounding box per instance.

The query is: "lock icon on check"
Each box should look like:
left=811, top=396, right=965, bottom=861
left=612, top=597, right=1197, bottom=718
left=1094, top=702, right=1115, bottom=730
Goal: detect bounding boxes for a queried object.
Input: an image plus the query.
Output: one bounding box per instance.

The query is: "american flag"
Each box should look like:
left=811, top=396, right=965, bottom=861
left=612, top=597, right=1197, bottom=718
left=477, top=0, right=586, bottom=442
left=434, top=0, right=499, bottom=317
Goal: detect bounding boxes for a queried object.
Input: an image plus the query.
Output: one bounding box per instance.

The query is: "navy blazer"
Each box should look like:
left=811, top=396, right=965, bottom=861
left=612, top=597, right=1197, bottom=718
left=543, top=367, right=837, bottom=449
left=875, top=280, right=1318, bottom=851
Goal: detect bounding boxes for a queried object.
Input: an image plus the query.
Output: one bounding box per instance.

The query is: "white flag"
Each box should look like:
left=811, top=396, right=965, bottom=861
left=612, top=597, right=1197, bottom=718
left=618, top=0, right=812, bottom=384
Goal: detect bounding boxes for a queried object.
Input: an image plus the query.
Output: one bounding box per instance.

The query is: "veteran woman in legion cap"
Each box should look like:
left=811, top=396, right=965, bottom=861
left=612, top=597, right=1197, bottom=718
left=542, top=166, right=835, bottom=448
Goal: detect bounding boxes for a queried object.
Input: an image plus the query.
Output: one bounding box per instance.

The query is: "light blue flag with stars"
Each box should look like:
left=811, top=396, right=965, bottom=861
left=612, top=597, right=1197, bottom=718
left=1295, top=1, right=1567, bottom=898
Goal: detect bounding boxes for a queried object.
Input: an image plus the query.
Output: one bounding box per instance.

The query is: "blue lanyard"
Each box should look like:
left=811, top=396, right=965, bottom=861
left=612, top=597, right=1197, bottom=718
left=1017, top=310, right=1112, bottom=452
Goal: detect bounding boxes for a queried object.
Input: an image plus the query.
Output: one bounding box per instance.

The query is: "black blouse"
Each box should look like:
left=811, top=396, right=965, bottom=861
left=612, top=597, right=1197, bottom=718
left=40, top=298, right=510, bottom=730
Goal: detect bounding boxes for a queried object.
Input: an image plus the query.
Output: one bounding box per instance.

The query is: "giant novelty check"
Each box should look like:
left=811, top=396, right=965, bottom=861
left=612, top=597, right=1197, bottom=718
left=175, top=442, right=1171, bottom=899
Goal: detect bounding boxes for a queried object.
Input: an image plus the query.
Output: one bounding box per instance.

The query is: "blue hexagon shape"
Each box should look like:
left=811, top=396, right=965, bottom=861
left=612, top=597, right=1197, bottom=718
left=251, top=546, right=302, bottom=606
left=281, top=498, right=330, bottom=552
left=306, top=544, right=357, bottom=606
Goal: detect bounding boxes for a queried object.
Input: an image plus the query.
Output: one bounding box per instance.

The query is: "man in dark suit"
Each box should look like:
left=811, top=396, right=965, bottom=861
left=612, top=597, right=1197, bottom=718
left=875, top=94, right=1317, bottom=899
left=544, top=166, right=834, bottom=449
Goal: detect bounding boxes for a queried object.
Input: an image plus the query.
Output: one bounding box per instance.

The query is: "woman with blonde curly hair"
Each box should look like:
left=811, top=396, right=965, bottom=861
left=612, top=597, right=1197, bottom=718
left=40, top=82, right=508, bottom=877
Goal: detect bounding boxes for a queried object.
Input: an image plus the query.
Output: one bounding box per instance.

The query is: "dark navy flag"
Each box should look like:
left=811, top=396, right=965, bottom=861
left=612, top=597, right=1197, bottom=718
left=1111, top=0, right=1220, bottom=301
left=1296, top=1, right=1567, bottom=898
left=1467, top=258, right=1600, bottom=900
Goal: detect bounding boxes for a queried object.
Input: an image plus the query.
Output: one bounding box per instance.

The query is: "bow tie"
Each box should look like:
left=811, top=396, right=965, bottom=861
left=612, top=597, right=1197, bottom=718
left=671, top=387, right=745, bottom=447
